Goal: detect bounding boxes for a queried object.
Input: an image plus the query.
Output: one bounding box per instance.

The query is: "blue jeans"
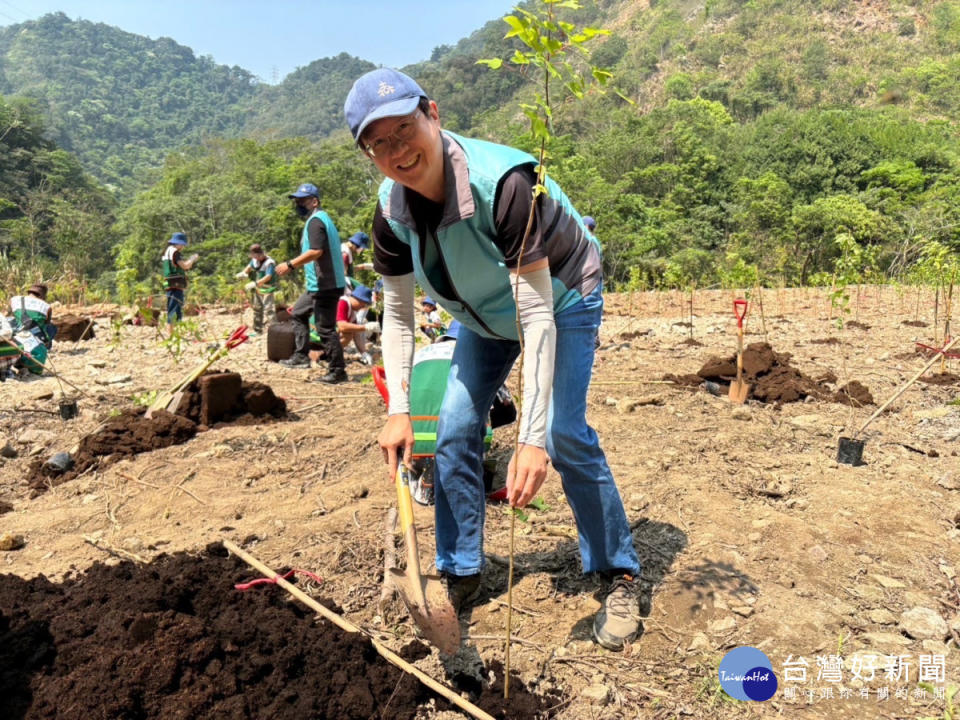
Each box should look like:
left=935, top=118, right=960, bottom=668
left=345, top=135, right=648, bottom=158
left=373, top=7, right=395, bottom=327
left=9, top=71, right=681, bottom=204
left=166, top=289, right=184, bottom=323
left=434, top=287, right=641, bottom=577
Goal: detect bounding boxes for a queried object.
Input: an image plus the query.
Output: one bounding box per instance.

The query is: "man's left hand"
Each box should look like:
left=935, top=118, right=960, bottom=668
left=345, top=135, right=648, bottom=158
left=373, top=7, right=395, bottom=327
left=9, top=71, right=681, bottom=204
left=506, top=444, right=550, bottom=508
left=277, top=261, right=293, bottom=276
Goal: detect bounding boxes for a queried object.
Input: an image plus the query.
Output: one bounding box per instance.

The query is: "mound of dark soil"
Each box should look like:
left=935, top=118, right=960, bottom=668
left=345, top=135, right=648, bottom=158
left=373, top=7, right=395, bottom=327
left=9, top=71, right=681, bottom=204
left=901, top=320, right=928, bottom=327
left=665, top=342, right=875, bottom=406
left=55, top=315, right=95, bottom=341
left=919, top=372, right=959, bottom=386
left=175, top=372, right=286, bottom=428
left=0, top=545, right=559, bottom=719
left=846, top=321, right=871, bottom=330
left=835, top=380, right=875, bottom=406
left=26, top=373, right=287, bottom=494
left=26, top=410, right=196, bottom=493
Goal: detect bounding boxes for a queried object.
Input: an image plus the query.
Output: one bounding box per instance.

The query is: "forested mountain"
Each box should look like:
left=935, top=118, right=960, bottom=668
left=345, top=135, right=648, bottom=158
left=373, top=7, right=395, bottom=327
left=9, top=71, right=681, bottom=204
left=0, top=12, right=260, bottom=189
left=242, top=54, right=377, bottom=140
left=0, top=94, right=116, bottom=288
left=1, top=1, right=959, bottom=299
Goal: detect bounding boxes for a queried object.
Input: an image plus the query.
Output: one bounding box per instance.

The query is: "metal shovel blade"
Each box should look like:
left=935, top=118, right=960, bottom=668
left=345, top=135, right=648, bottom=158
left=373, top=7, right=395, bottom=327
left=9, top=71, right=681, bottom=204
left=728, top=377, right=750, bottom=404
left=388, top=567, right=461, bottom=655
left=728, top=300, right=750, bottom=404
left=390, top=464, right=461, bottom=655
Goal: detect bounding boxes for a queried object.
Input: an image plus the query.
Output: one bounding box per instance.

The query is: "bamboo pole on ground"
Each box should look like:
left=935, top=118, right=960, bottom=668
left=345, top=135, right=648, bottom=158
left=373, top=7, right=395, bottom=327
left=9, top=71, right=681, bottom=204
left=221, top=540, right=496, bottom=720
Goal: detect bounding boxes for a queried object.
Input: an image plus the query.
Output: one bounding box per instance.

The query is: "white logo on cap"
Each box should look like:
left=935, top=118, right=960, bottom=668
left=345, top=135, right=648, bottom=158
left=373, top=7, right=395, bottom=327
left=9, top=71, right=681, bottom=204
left=377, top=81, right=396, bottom=97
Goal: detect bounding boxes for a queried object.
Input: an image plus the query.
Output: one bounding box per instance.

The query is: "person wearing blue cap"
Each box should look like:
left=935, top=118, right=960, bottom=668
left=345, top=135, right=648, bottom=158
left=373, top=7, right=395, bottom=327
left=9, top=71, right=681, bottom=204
left=341, top=231, right=373, bottom=282
left=276, top=182, right=348, bottom=384
left=418, top=296, right=445, bottom=342
left=161, top=232, right=198, bottom=333
left=336, top=283, right=377, bottom=365
left=345, top=68, right=642, bottom=650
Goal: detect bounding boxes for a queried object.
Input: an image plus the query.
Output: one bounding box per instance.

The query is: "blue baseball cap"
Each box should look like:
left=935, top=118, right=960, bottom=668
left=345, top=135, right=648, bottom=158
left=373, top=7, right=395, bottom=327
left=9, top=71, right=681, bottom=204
left=349, top=231, right=370, bottom=249
left=351, top=284, right=373, bottom=305
left=288, top=183, right=319, bottom=199
left=169, top=232, right=188, bottom=245
left=345, top=68, right=427, bottom=142
left=422, top=296, right=436, bottom=308
left=374, top=279, right=383, bottom=293
left=582, top=216, right=596, bottom=231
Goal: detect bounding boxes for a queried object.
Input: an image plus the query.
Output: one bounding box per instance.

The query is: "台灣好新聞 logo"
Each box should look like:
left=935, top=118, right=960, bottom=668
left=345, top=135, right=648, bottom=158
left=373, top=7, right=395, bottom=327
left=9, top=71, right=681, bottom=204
left=718, top=646, right=778, bottom=701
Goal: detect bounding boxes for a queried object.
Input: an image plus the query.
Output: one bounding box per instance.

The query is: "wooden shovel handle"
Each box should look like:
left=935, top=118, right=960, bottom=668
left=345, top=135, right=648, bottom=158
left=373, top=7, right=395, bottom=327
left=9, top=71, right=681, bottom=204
left=394, top=464, right=427, bottom=609
left=221, top=540, right=495, bottom=720
left=856, top=334, right=960, bottom=437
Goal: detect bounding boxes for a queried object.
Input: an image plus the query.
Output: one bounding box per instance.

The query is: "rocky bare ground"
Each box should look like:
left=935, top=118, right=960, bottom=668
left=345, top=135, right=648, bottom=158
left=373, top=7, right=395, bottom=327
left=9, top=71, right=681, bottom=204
left=0, top=287, right=958, bottom=719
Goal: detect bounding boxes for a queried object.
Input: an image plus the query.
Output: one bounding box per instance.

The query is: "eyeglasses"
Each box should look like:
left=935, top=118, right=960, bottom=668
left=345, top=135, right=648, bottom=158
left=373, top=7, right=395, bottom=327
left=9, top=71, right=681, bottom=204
left=362, top=110, right=422, bottom=158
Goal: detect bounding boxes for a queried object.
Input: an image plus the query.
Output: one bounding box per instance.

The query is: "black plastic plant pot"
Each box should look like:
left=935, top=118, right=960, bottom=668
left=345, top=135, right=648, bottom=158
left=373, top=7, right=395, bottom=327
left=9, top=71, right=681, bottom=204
left=59, top=399, right=78, bottom=420
left=837, top=436, right=865, bottom=466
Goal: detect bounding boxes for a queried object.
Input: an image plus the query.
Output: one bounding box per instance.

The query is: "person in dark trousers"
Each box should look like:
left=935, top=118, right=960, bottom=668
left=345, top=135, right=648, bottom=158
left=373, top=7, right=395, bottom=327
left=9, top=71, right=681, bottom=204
left=276, top=183, right=348, bottom=384
left=237, top=243, right=278, bottom=335
left=345, top=68, right=643, bottom=650
left=161, top=232, right=197, bottom=335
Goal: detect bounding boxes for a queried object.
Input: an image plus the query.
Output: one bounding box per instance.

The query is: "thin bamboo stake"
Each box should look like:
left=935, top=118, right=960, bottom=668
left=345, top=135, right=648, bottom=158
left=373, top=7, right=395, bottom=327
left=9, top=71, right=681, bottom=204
left=942, top=281, right=953, bottom=375
left=854, top=335, right=960, bottom=438
left=221, top=540, right=496, bottom=720
left=754, top=282, right=768, bottom=342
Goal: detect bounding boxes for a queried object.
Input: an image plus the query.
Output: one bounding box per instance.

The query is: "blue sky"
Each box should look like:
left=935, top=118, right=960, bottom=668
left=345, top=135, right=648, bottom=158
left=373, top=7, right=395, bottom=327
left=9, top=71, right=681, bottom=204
left=0, top=1, right=519, bottom=83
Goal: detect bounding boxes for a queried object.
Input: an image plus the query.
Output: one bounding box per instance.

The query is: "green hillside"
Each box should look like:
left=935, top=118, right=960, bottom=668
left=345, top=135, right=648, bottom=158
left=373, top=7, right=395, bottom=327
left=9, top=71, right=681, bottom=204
left=0, top=12, right=260, bottom=190
left=1, top=0, right=959, bottom=299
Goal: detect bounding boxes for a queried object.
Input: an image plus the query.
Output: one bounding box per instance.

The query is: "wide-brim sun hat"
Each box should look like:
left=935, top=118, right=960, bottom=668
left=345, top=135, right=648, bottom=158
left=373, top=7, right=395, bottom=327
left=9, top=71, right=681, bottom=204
left=349, top=232, right=370, bottom=249
left=352, top=284, right=373, bottom=305
left=169, top=232, right=188, bottom=245
left=345, top=68, right=426, bottom=142
left=439, top=319, right=461, bottom=342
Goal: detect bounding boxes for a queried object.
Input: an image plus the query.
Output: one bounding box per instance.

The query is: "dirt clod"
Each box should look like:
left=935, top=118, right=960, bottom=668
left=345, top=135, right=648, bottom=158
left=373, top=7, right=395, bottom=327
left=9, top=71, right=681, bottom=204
left=919, top=373, right=959, bottom=386
left=55, top=315, right=95, bottom=341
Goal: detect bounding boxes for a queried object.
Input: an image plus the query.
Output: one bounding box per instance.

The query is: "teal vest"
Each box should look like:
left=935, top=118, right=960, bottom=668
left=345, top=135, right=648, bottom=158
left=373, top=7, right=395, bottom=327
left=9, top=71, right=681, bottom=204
left=378, top=132, right=594, bottom=340
left=301, top=210, right=344, bottom=292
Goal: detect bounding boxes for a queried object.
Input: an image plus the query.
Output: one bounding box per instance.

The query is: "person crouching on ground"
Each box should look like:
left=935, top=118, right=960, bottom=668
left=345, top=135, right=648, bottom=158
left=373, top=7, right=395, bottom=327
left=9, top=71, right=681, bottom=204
left=276, top=183, right=348, bottom=385
left=418, top=296, right=444, bottom=342
left=10, top=283, right=56, bottom=348
left=345, top=67, right=643, bottom=650
left=336, top=283, right=379, bottom=365
left=236, top=243, right=277, bottom=335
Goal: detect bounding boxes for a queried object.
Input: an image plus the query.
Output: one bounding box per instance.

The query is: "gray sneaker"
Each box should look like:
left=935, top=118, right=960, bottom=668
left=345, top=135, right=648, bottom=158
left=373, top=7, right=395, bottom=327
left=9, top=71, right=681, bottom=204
left=593, top=573, right=643, bottom=650
left=441, top=572, right=482, bottom=614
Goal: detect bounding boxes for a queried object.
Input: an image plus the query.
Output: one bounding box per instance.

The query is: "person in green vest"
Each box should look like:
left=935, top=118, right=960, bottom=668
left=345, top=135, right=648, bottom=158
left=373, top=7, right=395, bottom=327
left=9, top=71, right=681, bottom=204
left=275, top=182, right=348, bottom=385
left=10, top=283, right=56, bottom=347
left=6, top=283, right=54, bottom=375
left=345, top=68, right=643, bottom=650
left=161, top=232, right=197, bottom=334
left=236, top=243, right=277, bottom=335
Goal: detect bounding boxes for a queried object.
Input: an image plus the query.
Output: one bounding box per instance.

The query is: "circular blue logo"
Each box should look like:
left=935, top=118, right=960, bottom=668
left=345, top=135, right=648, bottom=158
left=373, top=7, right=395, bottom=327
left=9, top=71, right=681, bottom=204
left=718, top=646, right=778, bottom=701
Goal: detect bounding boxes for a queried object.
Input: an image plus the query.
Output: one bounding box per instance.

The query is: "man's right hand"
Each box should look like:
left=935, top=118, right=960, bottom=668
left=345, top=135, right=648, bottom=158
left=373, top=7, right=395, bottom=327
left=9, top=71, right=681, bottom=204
left=378, top=413, right=414, bottom=481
